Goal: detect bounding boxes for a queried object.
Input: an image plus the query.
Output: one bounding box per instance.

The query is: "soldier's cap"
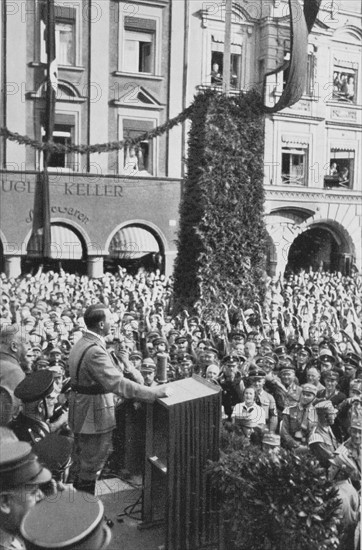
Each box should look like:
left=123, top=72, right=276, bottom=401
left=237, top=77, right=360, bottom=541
left=204, top=346, right=218, bottom=356
left=343, top=352, right=360, bottom=369
left=14, top=370, right=54, bottom=403
left=289, top=343, right=303, bottom=353
left=141, top=358, right=156, bottom=372
left=175, top=335, right=187, bottom=344
left=296, top=346, right=312, bottom=357
left=129, top=351, right=143, bottom=360
left=153, top=336, right=168, bottom=347
left=222, top=355, right=239, bottom=367
left=319, top=349, right=336, bottom=362
left=21, top=490, right=111, bottom=550
left=278, top=362, right=296, bottom=373
left=314, top=400, right=337, bottom=416
left=255, top=354, right=277, bottom=367
left=323, top=369, right=340, bottom=381
left=168, top=329, right=180, bottom=337
left=349, top=379, right=362, bottom=394
left=230, top=331, right=246, bottom=341
left=34, top=358, right=50, bottom=370
left=49, top=347, right=62, bottom=355
left=248, top=368, right=266, bottom=379
left=262, top=433, right=281, bottom=446
left=274, top=345, right=287, bottom=356
left=146, top=331, right=161, bottom=342
left=177, top=352, right=193, bottom=363
left=46, top=332, right=58, bottom=341
left=0, top=442, right=51, bottom=491
left=33, top=435, right=73, bottom=476
left=278, top=356, right=295, bottom=369
left=260, top=339, right=273, bottom=349
left=301, top=383, right=318, bottom=396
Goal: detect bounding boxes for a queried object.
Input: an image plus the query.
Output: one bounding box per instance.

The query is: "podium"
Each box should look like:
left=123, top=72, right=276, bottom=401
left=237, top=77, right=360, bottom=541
left=142, top=376, right=222, bottom=550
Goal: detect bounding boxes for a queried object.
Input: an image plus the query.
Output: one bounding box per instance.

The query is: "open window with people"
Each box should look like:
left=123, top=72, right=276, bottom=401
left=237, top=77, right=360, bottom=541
left=324, top=149, right=354, bottom=189
left=332, top=67, right=356, bottom=103
left=122, top=119, right=154, bottom=176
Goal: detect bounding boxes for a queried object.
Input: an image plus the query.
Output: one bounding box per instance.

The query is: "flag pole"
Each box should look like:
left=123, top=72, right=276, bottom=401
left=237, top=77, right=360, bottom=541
left=30, top=0, right=56, bottom=260
left=42, top=0, right=57, bottom=259
left=223, top=0, right=232, bottom=95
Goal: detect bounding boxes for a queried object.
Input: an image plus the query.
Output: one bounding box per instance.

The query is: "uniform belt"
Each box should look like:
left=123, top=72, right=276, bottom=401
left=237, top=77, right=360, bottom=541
left=71, top=384, right=111, bottom=395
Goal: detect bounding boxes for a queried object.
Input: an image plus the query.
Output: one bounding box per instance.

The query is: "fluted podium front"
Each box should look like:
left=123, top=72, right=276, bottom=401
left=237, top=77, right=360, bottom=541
left=142, top=375, right=222, bottom=550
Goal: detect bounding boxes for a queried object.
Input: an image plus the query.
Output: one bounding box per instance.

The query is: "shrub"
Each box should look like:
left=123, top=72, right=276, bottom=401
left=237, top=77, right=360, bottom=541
left=207, top=446, right=341, bottom=550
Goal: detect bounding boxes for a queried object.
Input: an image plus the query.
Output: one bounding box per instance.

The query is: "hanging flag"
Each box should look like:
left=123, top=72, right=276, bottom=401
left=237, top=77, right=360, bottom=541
left=262, top=0, right=321, bottom=113
left=30, top=0, right=57, bottom=258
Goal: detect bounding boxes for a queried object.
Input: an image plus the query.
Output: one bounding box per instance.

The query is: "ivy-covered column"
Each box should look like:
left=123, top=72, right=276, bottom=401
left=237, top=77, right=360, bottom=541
left=174, top=90, right=268, bottom=315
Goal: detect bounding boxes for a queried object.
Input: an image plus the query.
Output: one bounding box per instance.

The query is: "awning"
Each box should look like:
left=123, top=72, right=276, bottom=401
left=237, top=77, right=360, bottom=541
left=27, top=225, right=83, bottom=259
left=109, top=226, right=159, bottom=259
left=212, top=31, right=243, bottom=46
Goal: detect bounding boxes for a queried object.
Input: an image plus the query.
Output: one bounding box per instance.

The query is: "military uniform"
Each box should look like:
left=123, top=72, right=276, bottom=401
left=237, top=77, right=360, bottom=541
left=68, top=330, right=167, bottom=493
left=20, top=489, right=111, bottom=550
left=0, top=442, right=51, bottom=550
left=256, top=389, right=278, bottom=432
left=280, top=403, right=317, bottom=449
left=8, top=412, right=50, bottom=445
left=8, top=371, right=55, bottom=444
left=309, top=425, right=339, bottom=468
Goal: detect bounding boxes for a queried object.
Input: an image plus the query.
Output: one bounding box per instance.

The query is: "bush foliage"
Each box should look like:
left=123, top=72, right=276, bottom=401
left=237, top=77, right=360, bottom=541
left=207, top=446, right=341, bottom=550
left=173, top=90, right=268, bottom=317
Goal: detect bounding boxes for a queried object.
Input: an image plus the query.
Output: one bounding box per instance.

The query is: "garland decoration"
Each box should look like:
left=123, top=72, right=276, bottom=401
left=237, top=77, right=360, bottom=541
left=0, top=103, right=194, bottom=155
left=173, top=89, right=268, bottom=315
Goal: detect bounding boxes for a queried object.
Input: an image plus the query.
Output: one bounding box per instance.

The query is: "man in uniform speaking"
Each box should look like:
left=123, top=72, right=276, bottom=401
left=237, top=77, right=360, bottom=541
left=69, top=304, right=171, bottom=495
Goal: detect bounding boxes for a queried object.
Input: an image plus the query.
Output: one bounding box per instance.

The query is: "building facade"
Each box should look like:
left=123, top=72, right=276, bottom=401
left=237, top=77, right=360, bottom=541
left=0, top=0, right=361, bottom=278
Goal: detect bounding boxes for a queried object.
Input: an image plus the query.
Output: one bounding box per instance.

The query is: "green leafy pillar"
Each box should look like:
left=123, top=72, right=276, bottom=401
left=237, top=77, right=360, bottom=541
left=174, top=90, right=268, bottom=315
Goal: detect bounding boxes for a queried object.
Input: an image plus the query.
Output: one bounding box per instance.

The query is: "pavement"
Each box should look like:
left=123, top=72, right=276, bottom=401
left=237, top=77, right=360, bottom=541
left=96, top=477, right=165, bottom=550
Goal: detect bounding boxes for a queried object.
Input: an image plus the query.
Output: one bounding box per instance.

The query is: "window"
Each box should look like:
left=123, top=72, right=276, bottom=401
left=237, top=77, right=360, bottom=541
left=306, top=45, right=316, bottom=96
left=332, top=67, right=356, bottom=103
left=41, top=5, right=76, bottom=66
left=55, top=20, right=75, bottom=66
left=123, top=17, right=156, bottom=74
left=41, top=121, right=75, bottom=170
left=122, top=119, right=154, bottom=175
left=281, top=148, right=308, bottom=186
left=324, top=149, right=355, bottom=189
left=210, top=35, right=242, bottom=89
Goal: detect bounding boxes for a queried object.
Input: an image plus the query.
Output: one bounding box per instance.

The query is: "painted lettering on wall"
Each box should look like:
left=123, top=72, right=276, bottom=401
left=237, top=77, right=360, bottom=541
left=64, top=183, right=123, bottom=197
left=1, top=180, right=35, bottom=193
left=26, top=207, right=90, bottom=225
left=1, top=180, right=123, bottom=198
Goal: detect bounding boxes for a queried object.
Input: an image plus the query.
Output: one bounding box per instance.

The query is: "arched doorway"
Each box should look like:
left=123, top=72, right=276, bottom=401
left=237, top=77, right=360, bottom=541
left=106, top=224, right=164, bottom=275
left=23, top=223, right=87, bottom=275
left=286, top=226, right=342, bottom=274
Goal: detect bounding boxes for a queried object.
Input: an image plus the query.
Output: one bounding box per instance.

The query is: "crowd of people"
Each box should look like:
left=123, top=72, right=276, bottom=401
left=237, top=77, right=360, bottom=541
left=0, top=266, right=361, bottom=549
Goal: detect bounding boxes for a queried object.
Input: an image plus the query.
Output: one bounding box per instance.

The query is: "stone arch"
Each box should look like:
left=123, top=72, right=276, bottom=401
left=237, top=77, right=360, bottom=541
left=23, top=218, right=92, bottom=255
left=265, top=209, right=359, bottom=276
left=105, top=220, right=168, bottom=256
left=105, top=220, right=168, bottom=275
